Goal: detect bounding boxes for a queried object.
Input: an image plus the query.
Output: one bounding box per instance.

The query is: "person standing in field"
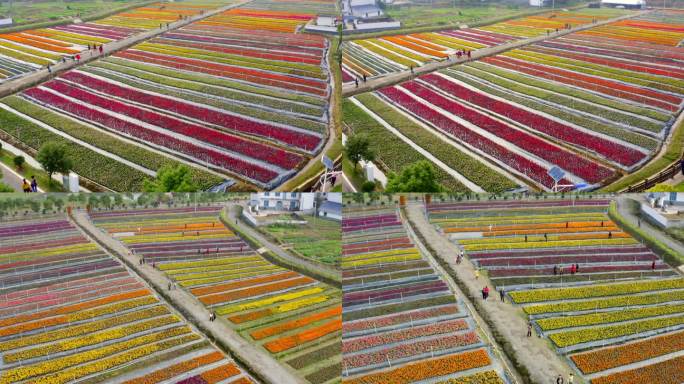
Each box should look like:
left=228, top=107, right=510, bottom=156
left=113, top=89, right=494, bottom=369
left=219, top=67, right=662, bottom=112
left=22, top=179, right=31, bottom=193
left=527, top=322, right=533, bottom=337
left=30, top=176, right=37, bottom=192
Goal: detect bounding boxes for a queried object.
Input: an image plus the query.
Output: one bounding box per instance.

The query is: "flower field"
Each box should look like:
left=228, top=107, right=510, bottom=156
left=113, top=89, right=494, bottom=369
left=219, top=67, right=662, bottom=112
left=427, top=198, right=677, bottom=288
left=426, top=196, right=684, bottom=383
left=347, top=10, right=684, bottom=191
left=341, top=9, right=625, bottom=81
left=89, top=206, right=341, bottom=384
left=341, top=205, right=508, bottom=383
left=0, top=2, right=225, bottom=83
left=0, top=2, right=330, bottom=191
left=0, top=213, right=254, bottom=384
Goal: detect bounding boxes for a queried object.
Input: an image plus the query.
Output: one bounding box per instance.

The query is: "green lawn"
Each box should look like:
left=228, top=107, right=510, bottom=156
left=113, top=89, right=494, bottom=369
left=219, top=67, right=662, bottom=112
left=262, top=215, right=341, bottom=265
left=0, top=0, right=146, bottom=25
left=385, top=4, right=534, bottom=29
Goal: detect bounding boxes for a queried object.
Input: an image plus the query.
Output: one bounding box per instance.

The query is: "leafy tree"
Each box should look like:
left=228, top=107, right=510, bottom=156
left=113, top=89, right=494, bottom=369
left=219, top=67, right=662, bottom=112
left=361, top=181, right=376, bottom=192
left=13, top=155, right=24, bottom=170
left=88, top=194, right=100, bottom=209
left=54, top=198, right=64, bottom=212
left=345, top=135, right=375, bottom=170
left=114, top=194, right=124, bottom=207
left=385, top=161, right=443, bottom=193
left=36, top=143, right=72, bottom=181
left=0, top=182, right=13, bottom=192
left=143, top=165, right=198, bottom=192
left=43, top=199, right=54, bottom=213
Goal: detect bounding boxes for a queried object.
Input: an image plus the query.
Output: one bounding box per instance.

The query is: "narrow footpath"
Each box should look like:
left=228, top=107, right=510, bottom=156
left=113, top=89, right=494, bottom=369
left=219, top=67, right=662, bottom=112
left=404, top=203, right=577, bottom=384
left=0, top=0, right=253, bottom=99
left=226, top=205, right=340, bottom=285
left=342, top=10, right=648, bottom=97
left=69, top=208, right=308, bottom=384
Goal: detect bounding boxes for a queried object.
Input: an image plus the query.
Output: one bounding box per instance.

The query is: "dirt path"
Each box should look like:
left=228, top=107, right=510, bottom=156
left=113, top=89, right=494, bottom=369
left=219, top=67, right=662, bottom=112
left=405, top=203, right=577, bottom=384
left=69, top=208, right=307, bottom=384
left=342, top=11, right=648, bottom=98
left=226, top=205, right=340, bottom=285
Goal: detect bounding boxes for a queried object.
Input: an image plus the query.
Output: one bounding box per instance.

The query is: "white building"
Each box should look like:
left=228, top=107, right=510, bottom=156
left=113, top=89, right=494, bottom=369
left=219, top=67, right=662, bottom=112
left=601, top=0, right=645, bottom=8
left=250, top=192, right=315, bottom=212
left=318, top=193, right=342, bottom=221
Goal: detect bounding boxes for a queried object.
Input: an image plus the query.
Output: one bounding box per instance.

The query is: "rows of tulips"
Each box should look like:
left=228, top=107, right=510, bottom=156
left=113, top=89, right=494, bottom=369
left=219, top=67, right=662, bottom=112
left=59, top=70, right=321, bottom=153
left=3, top=258, right=119, bottom=287
left=251, top=306, right=342, bottom=341
left=464, top=238, right=637, bottom=252
left=264, top=318, right=341, bottom=353
left=524, top=289, right=684, bottom=315
left=591, top=355, right=684, bottom=384
left=419, top=74, right=647, bottom=167
left=489, top=263, right=668, bottom=278
left=344, top=331, right=480, bottom=369
left=342, top=305, right=459, bottom=333
left=435, top=370, right=505, bottom=384
left=397, top=81, right=614, bottom=183
left=122, top=351, right=225, bottom=384
left=571, top=330, right=684, bottom=374
left=176, top=363, right=246, bottom=384
left=537, top=303, right=684, bottom=331
left=428, top=199, right=611, bottom=213
left=343, top=280, right=449, bottom=307
left=469, top=244, right=647, bottom=259
left=23, top=87, right=281, bottom=185
left=478, top=253, right=657, bottom=267
left=343, top=319, right=468, bottom=353
left=0, top=305, right=169, bottom=352
left=344, top=348, right=492, bottom=384
left=510, top=278, right=684, bottom=304
left=227, top=294, right=331, bottom=324
left=342, top=260, right=428, bottom=280
left=378, top=86, right=566, bottom=188
left=199, top=276, right=314, bottom=305
left=549, top=314, right=684, bottom=348
left=191, top=270, right=299, bottom=297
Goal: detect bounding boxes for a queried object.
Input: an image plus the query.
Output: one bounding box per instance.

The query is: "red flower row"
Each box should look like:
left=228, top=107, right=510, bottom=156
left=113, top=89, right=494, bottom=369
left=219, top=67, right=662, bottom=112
left=24, top=87, right=279, bottom=184
left=421, top=74, right=647, bottom=167
left=60, top=71, right=320, bottom=153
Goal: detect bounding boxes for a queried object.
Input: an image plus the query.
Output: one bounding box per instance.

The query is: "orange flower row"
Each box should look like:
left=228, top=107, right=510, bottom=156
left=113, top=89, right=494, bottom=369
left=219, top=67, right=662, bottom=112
left=571, top=330, right=684, bottom=374
left=0, top=33, right=79, bottom=53
left=199, top=276, right=314, bottom=306
left=123, top=351, right=224, bottom=384
left=591, top=355, right=684, bottom=384
left=343, top=349, right=492, bottom=384
left=251, top=306, right=341, bottom=341
left=264, top=319, right=342, bottom=353
left=482, top=225, right=619, bottom=237
left=107, top=222, right=223, bottom=234
left=200, top=363, right=242, bottom=383
left=228, top=309, right=271, bottom=324
left=0, top=289, right=150, bottom=328
left=192, top=271, right=298, bottom=297
left=16, top=32, right=73, bottom=47
left=382, top=36, right=448, bottom=58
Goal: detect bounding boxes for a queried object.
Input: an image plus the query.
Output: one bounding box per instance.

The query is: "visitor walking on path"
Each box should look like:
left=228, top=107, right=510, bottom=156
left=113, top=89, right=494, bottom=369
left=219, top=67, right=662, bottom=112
left=568, top=373, right=574, bottom=384
left=21, top=179, right=31, bottom=193
left=475, top=269, right=480, bottom=279
left=99, top=45, right=103, bottom=54
left=30, top=176, right=37, bottom=192
left=652, top=260, right=656, bottom=270
left=556, top=374, right=564, bottom=384
left=527, top=322, right=533, bottom=337
left=499, top=288, right=505, bottom=302
left=482, top=286, right=489, bottom=300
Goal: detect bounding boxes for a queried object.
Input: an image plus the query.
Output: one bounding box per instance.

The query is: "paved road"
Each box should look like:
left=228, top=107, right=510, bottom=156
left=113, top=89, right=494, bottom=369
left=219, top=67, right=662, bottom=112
left=70, top=209, right=308, bottom=384
left=0, top=163, right=23, bottom=192
left=342, top=11, right=648, bottom=97
left=226, top=204, right=340, bottom=284
left=405, top=204, right=578, bottom=384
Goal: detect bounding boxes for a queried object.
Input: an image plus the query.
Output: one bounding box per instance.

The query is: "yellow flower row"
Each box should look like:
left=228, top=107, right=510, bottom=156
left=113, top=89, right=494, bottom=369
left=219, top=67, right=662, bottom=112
left=275, top=295, right=330, bottom=314
left=165, top=261, right=271, bottom=276
left=341, top=253, right=423, bottom=268
left=32, top=334, right=200, bottom=384
left=511, top=278, right=684, bottom=304
left=160, top=255, right=263, bottom=272
left=0, top=305, right=168, bottom=352
left=4, top=315, right=180, bottom=363
left=1, top=326, right=191, bottom=382
left=0, top=243, right=99, bottom=263
left=173, top=265, right=281, bottom=282
left=216, top=287, right=324, bottom=315
left=122, top=232, right=230, bottom=244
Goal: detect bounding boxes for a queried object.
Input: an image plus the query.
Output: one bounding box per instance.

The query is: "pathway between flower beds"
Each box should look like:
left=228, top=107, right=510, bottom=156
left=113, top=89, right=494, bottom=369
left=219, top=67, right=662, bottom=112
left=342, top=10, right=649, bottom=97
left=0, top=0, right=253, bottom=99
left=69, top=208, right=307, bottom=384
left=404, top=203, right=574, bottom=384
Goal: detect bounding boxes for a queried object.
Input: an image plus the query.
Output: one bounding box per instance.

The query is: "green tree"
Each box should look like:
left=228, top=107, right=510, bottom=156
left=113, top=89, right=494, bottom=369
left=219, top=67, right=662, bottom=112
left=385, top=161, right=443, bottom=193
left=36, top=143, right=73, bottom=182
left=345, top=134, right=375, bottom=170
left=143, top=165, right=198, bottom=192
left=13, top=155, right=24, bottom=170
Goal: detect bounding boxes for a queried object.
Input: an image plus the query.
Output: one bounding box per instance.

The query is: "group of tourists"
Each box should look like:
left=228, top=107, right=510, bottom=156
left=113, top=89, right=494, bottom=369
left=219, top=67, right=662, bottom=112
left=354, top=73, right=368, bottom=88
left=21, top=176, right=38, bottom=193
left=553, top=264, right=580, bottom=276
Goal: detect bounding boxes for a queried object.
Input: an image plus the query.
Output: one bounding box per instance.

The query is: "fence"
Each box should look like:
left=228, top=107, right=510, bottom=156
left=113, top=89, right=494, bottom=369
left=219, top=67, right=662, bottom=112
left=625, top=158, right=683, bottom=193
